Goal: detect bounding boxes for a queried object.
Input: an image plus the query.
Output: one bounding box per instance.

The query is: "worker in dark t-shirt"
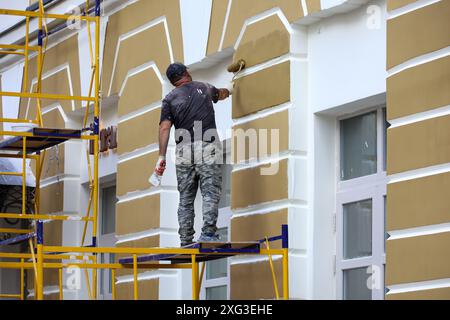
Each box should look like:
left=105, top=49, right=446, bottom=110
left=151, top=62, right=230, bottom=247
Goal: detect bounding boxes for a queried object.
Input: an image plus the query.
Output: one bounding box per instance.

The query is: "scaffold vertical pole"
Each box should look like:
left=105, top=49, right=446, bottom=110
left=133, top=254, right=138, bottom=300
left=198, top=262, right=206, bottom=299
left=22, top=137, right=26, bottom=214
left=35, top=151, right=41, bottom=215
left=20, top=258, right=25, bottom=300
left=23, top=17, right=30, bottom=93
left=28, top=238, right=38, bottom=300
left=36, top=220, right=44, bottom=300
left=191, top=255, right=199, bottom=300
left=36, top=1, right=44, bottom=126
left=281, top=224, right=289, bottom=300
left=91, top=0, right=101, bottom=300
left=111, top=269, right=116, bottom=300
left=59, top=268, right=63, bottom=300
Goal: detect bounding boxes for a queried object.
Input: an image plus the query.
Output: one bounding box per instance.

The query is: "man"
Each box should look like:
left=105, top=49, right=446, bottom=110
left=153, top=62, right=230, bottom=247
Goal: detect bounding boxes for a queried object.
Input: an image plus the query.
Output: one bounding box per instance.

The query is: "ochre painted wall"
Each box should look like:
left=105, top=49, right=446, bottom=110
left=105, top=0, right=183, bottom=300
left=228, top=10, right=294, bottom=299
left=386, top=0, right=450, bottom=300
left=207, top=0, right=306, bottom=54
left=19, top=35, right=82, bottom=118
left=17, top=35, right=77, bottom=300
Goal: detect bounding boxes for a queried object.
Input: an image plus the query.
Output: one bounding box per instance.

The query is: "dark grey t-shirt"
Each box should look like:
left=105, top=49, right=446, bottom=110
left=160, top=81, right=220, bottom=144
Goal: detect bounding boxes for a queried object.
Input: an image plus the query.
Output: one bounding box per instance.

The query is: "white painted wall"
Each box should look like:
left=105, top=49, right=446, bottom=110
left=180, top=0, right=212, bottom=66
left=78, top=18, right=108, bottom=98
left=190, top=58, right=234, bottom=141
left=0, top=0, right=389, bottom=301
left=1, top=63, right=23, bottom=131
left=309, top=0, right=386, bottom=113
left=307, top=0, right=387, bottom=299
left=0, top=0, right=29, bottom=33
left=321, top=0, right=347, bottom=10
left=310, top=115, right=336, bottom=299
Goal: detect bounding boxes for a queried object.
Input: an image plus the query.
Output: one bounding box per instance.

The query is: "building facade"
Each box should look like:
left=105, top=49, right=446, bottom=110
left=0, top=0, right=449, bottom=300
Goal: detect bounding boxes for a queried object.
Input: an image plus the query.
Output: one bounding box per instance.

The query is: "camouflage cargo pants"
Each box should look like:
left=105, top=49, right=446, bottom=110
left=176, top=141, right=222, bottom=244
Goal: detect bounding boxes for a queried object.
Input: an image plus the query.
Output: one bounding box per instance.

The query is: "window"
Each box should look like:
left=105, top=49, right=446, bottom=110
left=98, top=183, right=117, bottom=300
left=343, top=267, right=372, bottom=300
left=340, top=111, right=377, bottom=180
left=336, top=107, right=387, bottom=300
left=343, top=199, right=372, bottom=259
left=101, top=185, right=117, bottom=235
left=218, top=164, right=232, bottom=209
left=204, top=228, right=229, bottom=300
left=100, top=253, right=115, bottom=296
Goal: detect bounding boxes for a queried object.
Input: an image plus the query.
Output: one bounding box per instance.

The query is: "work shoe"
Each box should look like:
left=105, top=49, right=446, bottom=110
left=197, top=233, right=221, bottom=243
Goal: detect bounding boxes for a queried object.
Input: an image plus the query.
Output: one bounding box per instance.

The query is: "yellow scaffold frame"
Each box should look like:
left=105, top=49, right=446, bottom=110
left=0, top=1, right=290, bottom=301
left=0, top=0, right=101, bottom=301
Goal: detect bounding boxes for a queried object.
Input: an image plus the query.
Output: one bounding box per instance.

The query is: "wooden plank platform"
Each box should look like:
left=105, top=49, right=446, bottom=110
left=0, top=128, right=81, bottom=153
left=119, top=241, right=260, bottom=264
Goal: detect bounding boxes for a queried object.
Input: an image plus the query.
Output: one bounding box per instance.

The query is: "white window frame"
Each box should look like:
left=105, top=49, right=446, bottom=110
left=200, top=207, right=232, bottom=300
left=335, top=106, right=387, bottom=300
left=97, top=181, right=117, bottom=300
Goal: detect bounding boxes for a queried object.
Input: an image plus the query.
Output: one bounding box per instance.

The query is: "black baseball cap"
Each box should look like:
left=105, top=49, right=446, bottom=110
left=166, top=62, right=188, bottom=83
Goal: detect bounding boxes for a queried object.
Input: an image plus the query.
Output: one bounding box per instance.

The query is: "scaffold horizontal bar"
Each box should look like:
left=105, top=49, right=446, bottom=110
left=0, top=252, right=89, bottom=261
left=199, top=248, right=260, bottom=254
left=260, top=249, right=284, bottom=255
left=258, top=235, right=283, bottom=243
left=0, top=261, right=192, bottom=271
left=0, top=51, right=25, bottom=56
left=0, top=118, right=38, bottom=124
left=80, top=135, right=97, bottom=140
left=0, top=8, right=98, bottom=22
left=0, top=228, right=33, bottom=234
left=0, top=43, right=39, bottom=51
left=0, top=213, right=94, bottom=221
left=0, top=172, right=22, bottom=176
left=43, top=246, right=284, bottom=257
left=0, top=262, right=34, bottom=269
left=43, top=263, right=193, bottom=270
left=0, top=91, right=96, bottom=102
left=119, top=249, right=261, bottom=265
left=0, top=131, right=92, bottom=140
left=0, top=294, right=21, bottom=298
left=0, top=154, right=38, bottom=160
left=0, top=131, right=33, bottom=138
left=126, top=263, right=192, bottom=270
left=44, top=245, right=99, bottom=256
left=45, top=246, right=201, bottom=255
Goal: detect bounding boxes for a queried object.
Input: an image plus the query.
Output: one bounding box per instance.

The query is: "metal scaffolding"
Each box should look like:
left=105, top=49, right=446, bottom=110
left=0, top=0, right=289, bottom=301
left=0, top=0, right=101, bottom=301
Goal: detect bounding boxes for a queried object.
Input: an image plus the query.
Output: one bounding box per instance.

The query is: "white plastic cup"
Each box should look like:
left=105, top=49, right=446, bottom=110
left=149, top=172, right=162, bottom=187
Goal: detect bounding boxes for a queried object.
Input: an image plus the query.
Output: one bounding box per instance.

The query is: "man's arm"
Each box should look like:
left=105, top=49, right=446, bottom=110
left=207, top=83, right=230, bottom=103
left=217, top=88, right=230, bottom=101
left=159, top=120, right=172, bottom=158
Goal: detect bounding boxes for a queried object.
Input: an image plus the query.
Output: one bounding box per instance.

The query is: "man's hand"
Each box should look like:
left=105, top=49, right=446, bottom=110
left=149, top=156, right=166, bottom=187
left=155, top=156, right=166, bottom=176
left=218, top=88, right=230, bottom=101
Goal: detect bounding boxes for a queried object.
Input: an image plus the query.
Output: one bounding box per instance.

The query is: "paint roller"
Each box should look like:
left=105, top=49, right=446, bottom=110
left=227, top=59, right=246, bottom=73
left=226, top=59, right=246, bottom=94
